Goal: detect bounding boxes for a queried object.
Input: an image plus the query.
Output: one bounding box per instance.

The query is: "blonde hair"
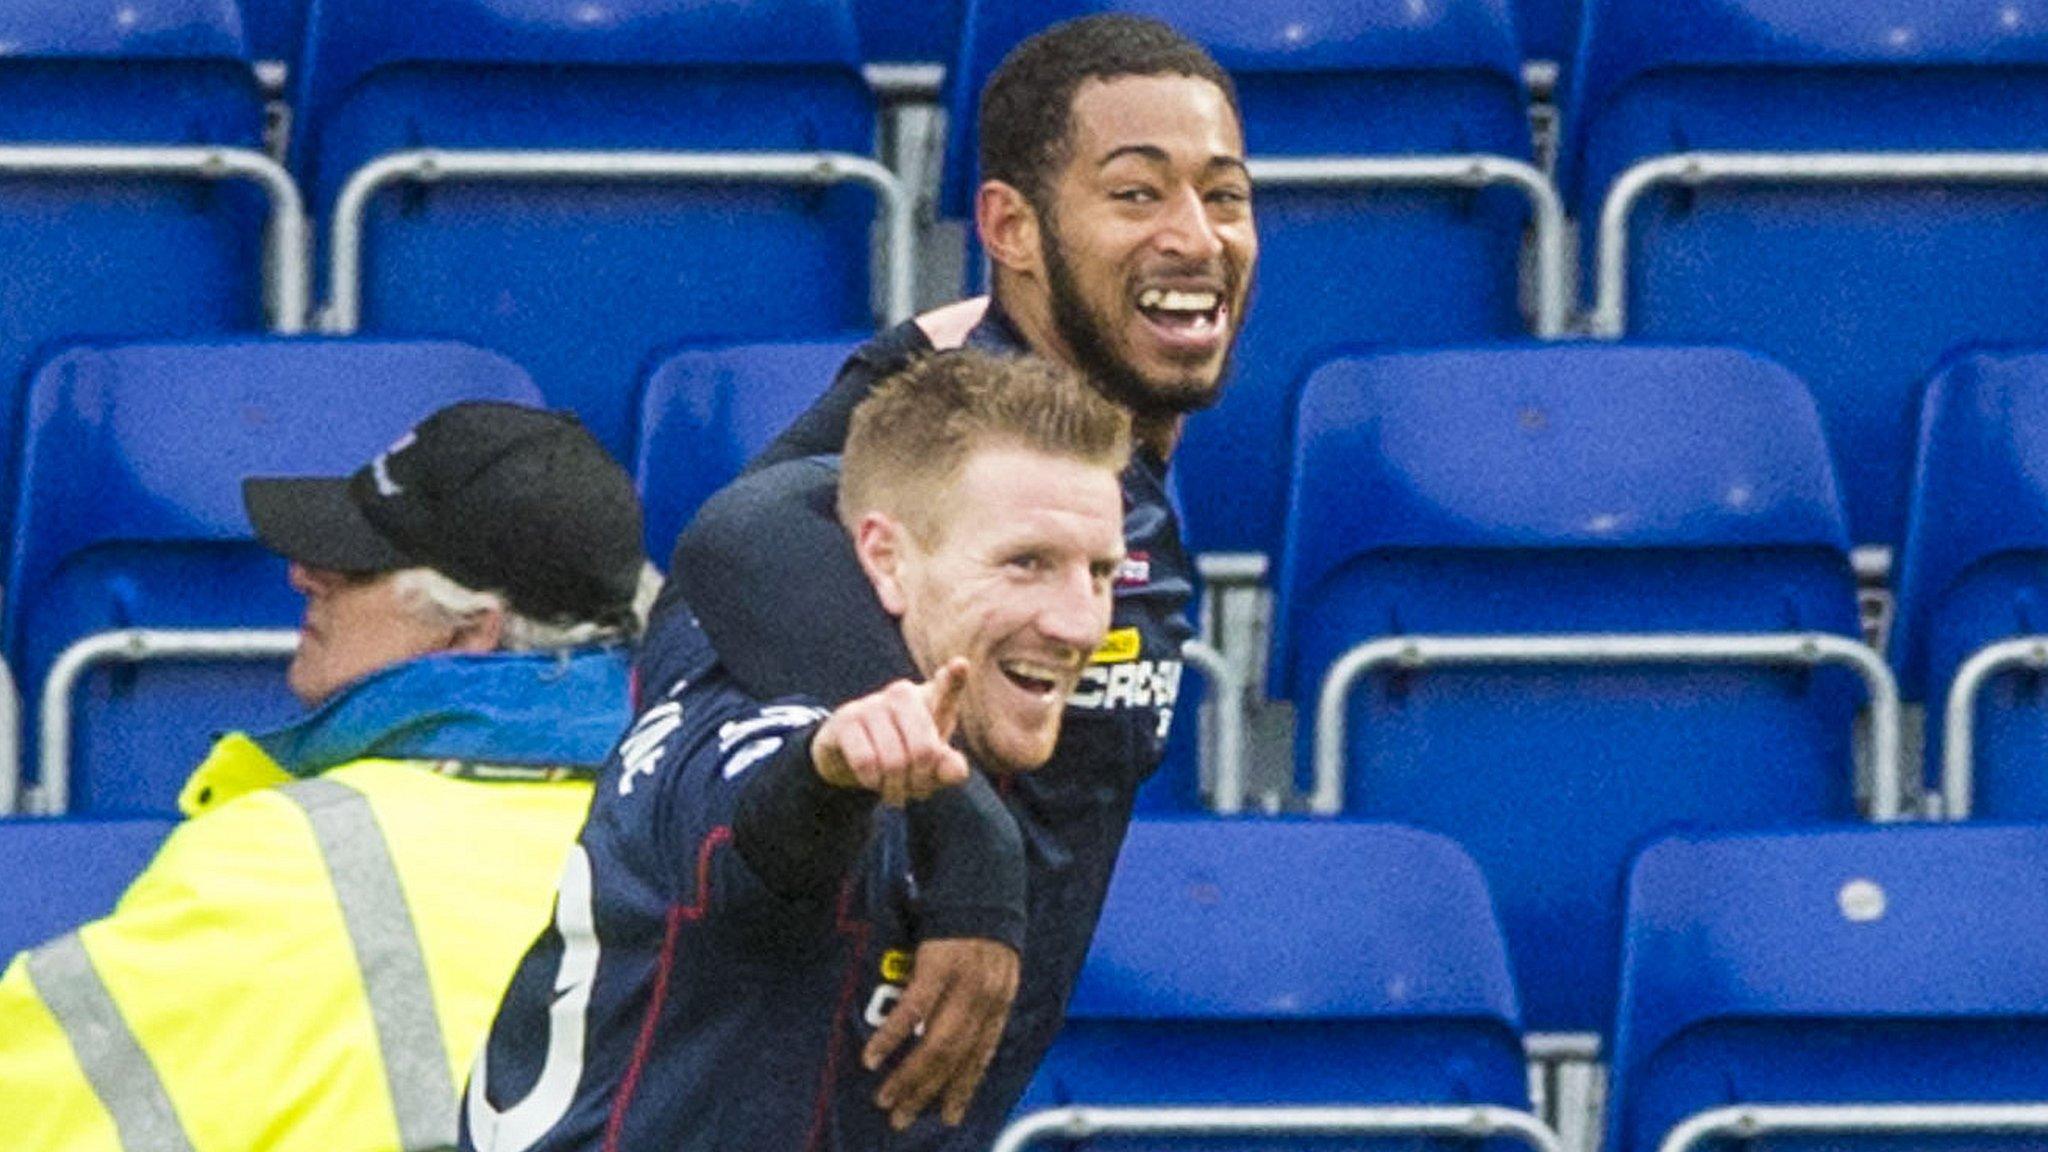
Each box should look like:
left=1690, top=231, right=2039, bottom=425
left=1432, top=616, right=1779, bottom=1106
left=838, top=349, right=1131, bottom=539
left=391, top=561, right=664, bottom=650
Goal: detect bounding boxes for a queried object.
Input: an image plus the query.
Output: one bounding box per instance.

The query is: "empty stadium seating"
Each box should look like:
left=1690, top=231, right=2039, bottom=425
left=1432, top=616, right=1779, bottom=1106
left=1272, top=344, right=1870, bottom=1033
left=855, top=0, right=966, bottom=64
left=243, top=0, right=307, bottom=66
left=1607, top=823, right=2048, bottom=1152
left=0, top=815, right=175, bottom=959
left=634, top=338, right=858, bottom=562
left=3, top=338, right=544, bottom=815
left=0, top=0, right=277, bottom=542
left=1891, top=348, right=2048, bottom=818
left=1011, top=818, right=1543, bottom=1151
left=1518, top=0, right=1583, bottom=64
left=291, top=0, right=887, bottom=458
left=944, top=0, right=1546, bottom=560
left=1568, top=0, right=2048, bottom=547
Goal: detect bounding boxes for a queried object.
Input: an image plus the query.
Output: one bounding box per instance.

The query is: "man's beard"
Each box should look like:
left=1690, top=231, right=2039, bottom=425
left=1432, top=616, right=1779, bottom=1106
left=1041, top=218, right=1244, bottom=422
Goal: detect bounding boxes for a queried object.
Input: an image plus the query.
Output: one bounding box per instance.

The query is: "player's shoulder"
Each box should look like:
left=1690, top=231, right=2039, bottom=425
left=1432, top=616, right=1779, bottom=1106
left=611, top=666, right=829, bottom=802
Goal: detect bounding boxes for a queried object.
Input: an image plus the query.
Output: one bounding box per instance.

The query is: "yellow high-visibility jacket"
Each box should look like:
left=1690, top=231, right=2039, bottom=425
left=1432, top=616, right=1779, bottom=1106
left=0, top=649, right=623, bottom=1152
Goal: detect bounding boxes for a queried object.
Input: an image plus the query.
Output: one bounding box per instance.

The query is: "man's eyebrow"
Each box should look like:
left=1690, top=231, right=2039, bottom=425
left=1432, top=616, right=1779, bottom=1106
left=1096, top=143, right=1170, bottom=168
left=1096, top=145, right=1251, bottom=177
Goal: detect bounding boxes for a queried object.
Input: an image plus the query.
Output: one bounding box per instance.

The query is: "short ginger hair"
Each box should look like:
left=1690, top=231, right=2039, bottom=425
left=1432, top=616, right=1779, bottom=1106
left=839, top=349, right=1132, bottom=541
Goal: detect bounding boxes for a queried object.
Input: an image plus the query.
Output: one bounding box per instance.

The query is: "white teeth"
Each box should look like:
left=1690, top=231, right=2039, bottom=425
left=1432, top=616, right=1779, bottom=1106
left=1137, top=288, right=1220, bottom=313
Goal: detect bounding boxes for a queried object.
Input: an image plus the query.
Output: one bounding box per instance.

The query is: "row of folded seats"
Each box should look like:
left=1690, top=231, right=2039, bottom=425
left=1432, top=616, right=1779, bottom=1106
left=233, top=0, right=1587, bottom=74
left=10, top=812, right=2048, bottom=1151
left=16, top=336, right=2048, bottom=1043
left=3, top=0, right=2048, bottom=569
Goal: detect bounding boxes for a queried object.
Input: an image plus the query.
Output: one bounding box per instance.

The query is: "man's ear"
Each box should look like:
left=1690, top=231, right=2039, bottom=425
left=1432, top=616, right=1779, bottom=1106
left=977, top=179, right=1043, bottom=279
left=853, top=511, right=911, bottom=617
left=448, top=605, right=505, bottom=654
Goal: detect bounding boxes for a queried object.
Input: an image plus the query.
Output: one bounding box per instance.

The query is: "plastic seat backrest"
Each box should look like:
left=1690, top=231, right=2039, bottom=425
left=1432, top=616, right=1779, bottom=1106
left=290, top=0, right=877, bottom=458
left=1020, top=818, right=1530, bottom=1150
left=1564, top=0, right=2048, bottom=544
left=853, top=0, right=965, bottom=63
left=943, top=0, right=1534, bottom=558
left=1890, top=348, right=2048, bottom=812
left=0, top=815, right=178, bottom=957
left=3, top=338, right=544, bottom=814
left=0, top=0, right=266, bottom=549
left=1608, top=823, right=2048, bottom=1152
left=243, top=0, right=308, bottom=65
left=1271, top=343, right=1861, bottom=1032
left=634, top=338, right=861, bottom=563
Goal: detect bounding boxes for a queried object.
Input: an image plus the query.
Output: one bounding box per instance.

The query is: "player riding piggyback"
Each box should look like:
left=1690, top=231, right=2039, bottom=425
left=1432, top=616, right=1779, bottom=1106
left=462, top=350, right=1132, bottom=1152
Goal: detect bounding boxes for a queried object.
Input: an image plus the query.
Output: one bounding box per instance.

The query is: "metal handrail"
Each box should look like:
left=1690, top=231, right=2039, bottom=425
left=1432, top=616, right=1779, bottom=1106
left=37, top=628, right=300, bottom=815
left=994, top=1104, right=1564, bottom=1152
left=322, top=148, right=915, bottom=334
left=862, top=63, right=945, bottom=101
left=0, top=656, right=20, bottom=815
left=1311, top=632, right=1904, bottom=821
left=1192, top=551, right=1274, bottom=816
left=1179, top=639, right=1245, bottom=815
left=1247, top=155, right=1569, bottom=339
left=1941, top=635, right=2048, bottom=820
left=1593, top=150, right=2048, bottom=338
left=0, top=144, right=309, bottom=333
left=1661, top=1102, right=2048, bottom=1152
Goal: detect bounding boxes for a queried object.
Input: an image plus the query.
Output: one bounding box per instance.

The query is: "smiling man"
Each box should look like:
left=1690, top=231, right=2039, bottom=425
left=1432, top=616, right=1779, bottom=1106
left=634, top=13, right=1260, bottom=1148
left=463, top=350, right=1131, bottom=1152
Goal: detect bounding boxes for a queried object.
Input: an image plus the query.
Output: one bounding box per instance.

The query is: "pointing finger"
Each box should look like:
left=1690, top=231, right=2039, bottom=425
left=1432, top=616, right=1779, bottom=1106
left=919, top=656, right=970, bottom=742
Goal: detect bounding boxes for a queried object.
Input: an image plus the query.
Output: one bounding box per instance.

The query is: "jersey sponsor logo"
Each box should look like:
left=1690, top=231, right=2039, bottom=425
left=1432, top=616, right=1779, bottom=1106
left=1068, top=658, right=1182, bottom=713
left=718, top=704, right=829, bottom=780
left=617, top=702, right=684, bottom=797
left=1088, top=627, right=1142, bottom=665
left=1115, top=552, right=1151, bottom=589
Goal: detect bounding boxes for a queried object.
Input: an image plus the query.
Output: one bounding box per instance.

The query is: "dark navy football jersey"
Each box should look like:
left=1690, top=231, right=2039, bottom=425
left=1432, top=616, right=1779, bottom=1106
left=630, top=302, right=1200, bottom=1150
left=461, top=638, right=936, bottom=1152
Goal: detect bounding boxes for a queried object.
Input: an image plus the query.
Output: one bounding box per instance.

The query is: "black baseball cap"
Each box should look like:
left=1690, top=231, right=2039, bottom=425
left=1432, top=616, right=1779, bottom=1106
left=243, top=401, right=644, bottom=624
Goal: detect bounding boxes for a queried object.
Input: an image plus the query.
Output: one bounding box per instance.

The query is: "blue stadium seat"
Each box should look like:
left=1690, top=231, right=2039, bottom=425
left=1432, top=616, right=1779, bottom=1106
left=1565, top=0, right=2048, bottom=546
left=1608, top=824, right=2048, bottom=1152
left=1518, top=0, right=1583, bottom=63
left=1891, top=349, right=2048, bottom=816
left=3, top=338, right=544, bottom=815
left=0, top=0, right=269, bottom=540
left=0, top=816, right=176, bottom=958
left=1014, top=819, right=1535, bottom=1151
left=854, top=0, right=965, bottom=63
left=290, top=0, right=882, bottom=458
left=243, top=0, right=307, bottom=65
left=634, top=338, right=860, bottom=563
left=944, top=0, right=1539, bottom=559
left=1272, top=344, right=1865, bottom=1033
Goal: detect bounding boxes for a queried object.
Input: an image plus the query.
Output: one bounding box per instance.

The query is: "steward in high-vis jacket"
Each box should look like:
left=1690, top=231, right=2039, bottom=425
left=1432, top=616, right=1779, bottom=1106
left=0, top=400, right=654, bottom=1152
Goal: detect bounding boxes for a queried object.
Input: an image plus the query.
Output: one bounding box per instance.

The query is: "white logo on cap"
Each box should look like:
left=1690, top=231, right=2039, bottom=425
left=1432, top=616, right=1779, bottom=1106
left=371, top=431, right=417, bottom=498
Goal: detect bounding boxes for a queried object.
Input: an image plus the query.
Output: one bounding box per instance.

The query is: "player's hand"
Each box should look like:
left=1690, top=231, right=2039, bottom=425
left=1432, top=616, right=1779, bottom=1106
left=812, top=657, right=970, bottom=807
left=865, top=937, right=1021, bottom=1130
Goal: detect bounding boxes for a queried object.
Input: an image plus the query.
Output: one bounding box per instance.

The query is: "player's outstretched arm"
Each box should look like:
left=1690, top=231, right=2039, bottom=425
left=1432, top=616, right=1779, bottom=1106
left=675, top=459, right=1029, bottom=1131
left=812, top=658, right=970, bottom=807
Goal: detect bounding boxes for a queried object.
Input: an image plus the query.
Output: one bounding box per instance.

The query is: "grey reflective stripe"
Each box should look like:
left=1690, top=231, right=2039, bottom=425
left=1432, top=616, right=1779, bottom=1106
left=26, top=932, right=196, bottom=1152
left=288, top=776, right=458, bottom=1151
